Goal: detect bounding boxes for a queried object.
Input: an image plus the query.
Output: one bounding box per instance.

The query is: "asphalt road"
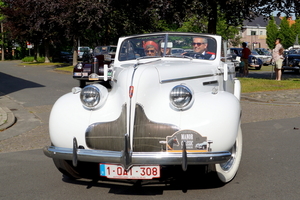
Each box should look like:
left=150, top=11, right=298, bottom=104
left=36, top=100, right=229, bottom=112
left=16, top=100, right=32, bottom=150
left=0, top=61, right=300, bottom=199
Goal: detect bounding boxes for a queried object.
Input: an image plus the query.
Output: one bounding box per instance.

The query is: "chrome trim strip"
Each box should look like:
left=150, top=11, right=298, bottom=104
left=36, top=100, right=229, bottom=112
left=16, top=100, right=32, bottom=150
left=43, top=146, right=231, bottom=166
left=216, top=71, right=236, bottom=76
left=160, top=74, right=214, bottom=83
left=203, top=80, right=218, bottom=85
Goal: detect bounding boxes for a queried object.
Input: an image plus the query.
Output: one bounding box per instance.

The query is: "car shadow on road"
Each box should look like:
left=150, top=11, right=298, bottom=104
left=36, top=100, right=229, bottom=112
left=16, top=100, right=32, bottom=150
left=61, top=165, right=226, bottom=194
left=0, top=72, right=45, bottom=96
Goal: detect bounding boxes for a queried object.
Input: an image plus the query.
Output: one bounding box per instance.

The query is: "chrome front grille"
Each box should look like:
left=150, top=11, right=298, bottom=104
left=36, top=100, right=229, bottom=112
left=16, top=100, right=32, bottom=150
left=133, top=104, right=179, bottom=152
left=85, top=103, right=179, bottom=152
left=85, top=104, right=127, bottom=151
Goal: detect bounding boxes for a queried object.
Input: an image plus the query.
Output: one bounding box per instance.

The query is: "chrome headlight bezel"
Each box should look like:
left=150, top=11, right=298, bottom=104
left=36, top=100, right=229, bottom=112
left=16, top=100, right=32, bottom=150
left=169, top=84, right=194, bottom=111
left=80, top=84, right=108, bottom=110
left=76, top=62, right=83, bottom=69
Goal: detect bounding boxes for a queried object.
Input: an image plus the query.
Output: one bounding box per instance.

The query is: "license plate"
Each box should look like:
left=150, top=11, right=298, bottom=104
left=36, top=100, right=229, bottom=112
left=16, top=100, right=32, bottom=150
left=100, top=163, right=160, bottom=179
left=73, top=72, right=88, bottom=77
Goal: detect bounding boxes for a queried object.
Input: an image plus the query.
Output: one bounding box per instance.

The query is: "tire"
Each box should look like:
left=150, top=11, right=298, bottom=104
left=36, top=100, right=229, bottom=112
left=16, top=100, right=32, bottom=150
left=53, top=159, right=82, bottom=179
left=213, top=125, right=242, bottom=183
left=79, top=80, right=86, bottom=88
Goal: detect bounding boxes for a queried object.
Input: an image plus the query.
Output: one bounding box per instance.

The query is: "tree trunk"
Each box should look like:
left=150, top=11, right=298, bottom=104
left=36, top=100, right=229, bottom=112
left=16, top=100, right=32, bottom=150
left=44, top=39, right=50, bottom=63
left=72, top=36, right=78, bottom=66
left=207, top=3, right=218, bottom=34
left=1, top=23, right=4, bottom=61
left=33, top=39, right=38, bottom=62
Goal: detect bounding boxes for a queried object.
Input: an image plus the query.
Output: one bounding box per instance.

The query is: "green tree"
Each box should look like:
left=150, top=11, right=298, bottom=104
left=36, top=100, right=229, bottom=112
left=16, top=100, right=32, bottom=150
left=150, top=0, right=261, bottom=34
left=266, top=16, right=278, bottom=49
left=291, top=17, right=300, bottom=45
left=278, top=17, right=294, bottom=49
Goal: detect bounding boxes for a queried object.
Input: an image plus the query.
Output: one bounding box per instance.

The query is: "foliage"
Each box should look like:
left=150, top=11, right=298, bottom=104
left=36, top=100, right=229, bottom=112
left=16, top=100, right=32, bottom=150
left=256, top=0, right=300, bottom=19
left=22, top=56, right=45, bottom=62
left=150, top=0, right=260, bottom=34
left=291, top=17, right=300, bottom=45
left=2, top=0, right=300, bottom=63
left=266, top=16, right=278, bottom=49
left=230, top=35, right=242, bottom=47
left=278, top=17, right=294, bottom=49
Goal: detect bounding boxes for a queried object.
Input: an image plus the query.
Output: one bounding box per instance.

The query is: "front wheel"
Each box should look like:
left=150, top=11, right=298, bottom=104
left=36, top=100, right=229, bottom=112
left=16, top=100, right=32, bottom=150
left=213, top=125, right=242, bottom=183
left=79, top=80, right=86, bottom=88
left=255, top=65, right=261, bottom=70
left=53, top=159, right=82, bottom=179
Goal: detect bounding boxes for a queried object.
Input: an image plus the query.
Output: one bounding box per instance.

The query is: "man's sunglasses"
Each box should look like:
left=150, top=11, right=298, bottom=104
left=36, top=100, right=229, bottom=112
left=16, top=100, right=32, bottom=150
left=192, top=42, right=205, bottom=46
left=146, top=50, right=155, bottom=53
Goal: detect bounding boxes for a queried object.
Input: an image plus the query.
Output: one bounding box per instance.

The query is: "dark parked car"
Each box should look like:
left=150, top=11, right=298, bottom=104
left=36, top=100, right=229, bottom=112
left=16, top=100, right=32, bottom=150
left=282, top=53, right=300, bottom=73
left=230, top=48, right=263, bottom=70
left=73, top=45, right=117, bottom=87
left=52, top=51, right=73, bottom=63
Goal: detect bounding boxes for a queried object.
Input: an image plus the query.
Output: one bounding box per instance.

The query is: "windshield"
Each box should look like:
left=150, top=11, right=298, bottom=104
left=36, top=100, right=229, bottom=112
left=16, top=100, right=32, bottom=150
left=119, top=34, right=217, bottom=61
left=94, top=46, right=117, bottom=55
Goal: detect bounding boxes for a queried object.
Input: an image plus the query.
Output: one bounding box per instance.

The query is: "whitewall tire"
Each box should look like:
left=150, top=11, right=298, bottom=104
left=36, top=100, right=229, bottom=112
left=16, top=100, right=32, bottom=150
left=214, top=125, right=242, bottom=183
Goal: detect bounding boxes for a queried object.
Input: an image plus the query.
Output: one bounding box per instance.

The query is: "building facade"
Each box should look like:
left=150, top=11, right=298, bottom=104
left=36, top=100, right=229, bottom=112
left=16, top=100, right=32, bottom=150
left=231, top=15, right=287, bottom=50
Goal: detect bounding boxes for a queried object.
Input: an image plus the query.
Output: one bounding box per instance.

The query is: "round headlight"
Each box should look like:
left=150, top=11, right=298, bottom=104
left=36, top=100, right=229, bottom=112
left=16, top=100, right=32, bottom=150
left=170, top=85, right=193, bottom=110
left=80, top=85, right=100, bottom=108
left=76, top=62, right=83, bottom=69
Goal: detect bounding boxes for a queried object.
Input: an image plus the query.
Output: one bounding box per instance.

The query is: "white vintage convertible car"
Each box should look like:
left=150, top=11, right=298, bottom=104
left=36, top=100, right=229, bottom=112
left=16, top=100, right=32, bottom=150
left=44, top=32, right=242, bottom=184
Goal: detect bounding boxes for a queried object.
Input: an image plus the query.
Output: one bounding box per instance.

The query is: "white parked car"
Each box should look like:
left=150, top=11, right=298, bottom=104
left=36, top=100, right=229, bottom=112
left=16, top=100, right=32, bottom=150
left=44, top=32, right=242, bottom=184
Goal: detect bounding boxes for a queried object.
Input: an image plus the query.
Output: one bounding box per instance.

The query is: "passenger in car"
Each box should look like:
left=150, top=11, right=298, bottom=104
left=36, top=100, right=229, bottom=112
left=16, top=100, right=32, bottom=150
left=160, top=42, right=172, bottom=56
left=143, top=41, right=159, bottom=56
left=190, top=37, right=216, bottom=60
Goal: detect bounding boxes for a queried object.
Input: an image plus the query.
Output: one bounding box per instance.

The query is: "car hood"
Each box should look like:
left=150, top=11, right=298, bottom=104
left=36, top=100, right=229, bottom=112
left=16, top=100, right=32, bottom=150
left=152, top=59, right=216, bottom=83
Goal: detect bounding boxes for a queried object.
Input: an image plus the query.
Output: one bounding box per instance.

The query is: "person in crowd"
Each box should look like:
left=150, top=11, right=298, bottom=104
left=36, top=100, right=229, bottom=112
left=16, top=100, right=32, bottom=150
left=143, top=41, right=159, bottom=56
left=241, top=42, right=251, bottom=77
left=272, top=38, right=284, bottom=81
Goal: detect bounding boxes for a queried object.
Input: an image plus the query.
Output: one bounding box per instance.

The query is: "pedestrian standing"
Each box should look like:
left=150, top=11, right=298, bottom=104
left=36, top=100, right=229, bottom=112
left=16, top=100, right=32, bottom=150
left=272, top=38, right=284, bottom=81
left=241, top=42, right=251, bottom=77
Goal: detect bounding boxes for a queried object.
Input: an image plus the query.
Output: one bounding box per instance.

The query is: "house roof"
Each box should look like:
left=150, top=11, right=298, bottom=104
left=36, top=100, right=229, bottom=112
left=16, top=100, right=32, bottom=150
left=243, top=15, right=284, bottom=27
left=243, top=15, right=269, bottom=27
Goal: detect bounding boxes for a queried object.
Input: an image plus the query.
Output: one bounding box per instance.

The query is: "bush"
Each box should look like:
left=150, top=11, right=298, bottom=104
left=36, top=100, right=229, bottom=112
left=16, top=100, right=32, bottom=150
left=22, top=56, right=45, bottom=62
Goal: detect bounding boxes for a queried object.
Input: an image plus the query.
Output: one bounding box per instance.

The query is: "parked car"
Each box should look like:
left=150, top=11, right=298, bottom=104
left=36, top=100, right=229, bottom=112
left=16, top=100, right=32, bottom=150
left=171, top=48, right=185, bottom=55
left=253, top=49, right=272, bottom=66
left=282, top=53, right=300, bottom=73
left=77, top=46, right=91, bottom=60
left=44, top=32, right=242, bottom=184
left=73, top=45, right=117, bottom=88
left=52, top=51, right=73, bottom=63
left=230, top=48, right=263, bottom=70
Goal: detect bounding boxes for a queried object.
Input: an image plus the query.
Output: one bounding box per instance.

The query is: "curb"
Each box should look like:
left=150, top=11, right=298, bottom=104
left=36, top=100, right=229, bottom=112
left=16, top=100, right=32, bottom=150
left=0, top=106, right=16, bottom=131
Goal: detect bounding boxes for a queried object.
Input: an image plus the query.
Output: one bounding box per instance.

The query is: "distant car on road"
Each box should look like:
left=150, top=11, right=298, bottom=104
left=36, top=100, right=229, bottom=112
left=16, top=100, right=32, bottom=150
left=73, top=45, right=116, bottom=87
left=77, top=46, right=91, bottom=60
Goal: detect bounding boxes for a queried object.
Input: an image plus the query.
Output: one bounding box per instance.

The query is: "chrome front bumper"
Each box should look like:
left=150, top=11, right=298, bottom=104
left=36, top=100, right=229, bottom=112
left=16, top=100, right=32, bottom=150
left=43, top=145, right=231, bottom=171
